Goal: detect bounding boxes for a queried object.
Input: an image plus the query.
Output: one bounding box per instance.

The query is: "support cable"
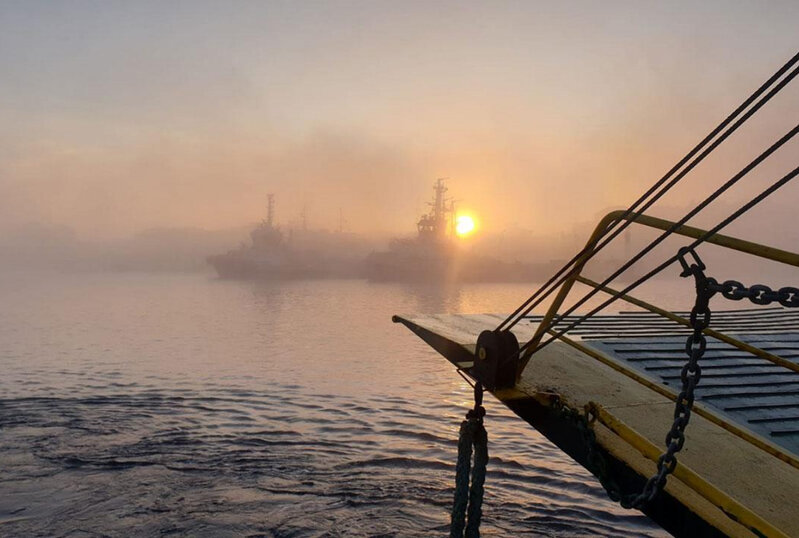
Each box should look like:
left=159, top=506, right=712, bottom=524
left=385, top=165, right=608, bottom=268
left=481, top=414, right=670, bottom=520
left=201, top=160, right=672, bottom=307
left=522, top=122, right=799, bottom=355
left=525, top=163, right=799, bottom=357
left=498, top=53, right=799, bottom=332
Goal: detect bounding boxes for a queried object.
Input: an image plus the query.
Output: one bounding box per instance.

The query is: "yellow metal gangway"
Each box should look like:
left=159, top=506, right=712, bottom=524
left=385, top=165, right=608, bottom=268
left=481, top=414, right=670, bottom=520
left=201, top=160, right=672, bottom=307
left=397, top=49, right=799, bottom=537
left=395, top=209, right=799, bottom=537
left=510, top=210, right=799, bottom=537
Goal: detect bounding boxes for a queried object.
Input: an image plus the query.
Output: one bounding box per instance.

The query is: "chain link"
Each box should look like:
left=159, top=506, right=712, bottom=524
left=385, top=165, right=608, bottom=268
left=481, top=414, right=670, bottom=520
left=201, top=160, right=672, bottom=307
left=716, top=279, right=799, bottom=307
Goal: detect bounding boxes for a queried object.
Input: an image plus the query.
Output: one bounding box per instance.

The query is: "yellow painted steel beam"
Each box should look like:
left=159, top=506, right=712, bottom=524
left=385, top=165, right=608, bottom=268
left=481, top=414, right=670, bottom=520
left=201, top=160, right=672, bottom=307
left=606, top=210, right=799, bottom=267
left=588, top=402, right=790, bottom=538
left=575, top=275, right=799, bottom=375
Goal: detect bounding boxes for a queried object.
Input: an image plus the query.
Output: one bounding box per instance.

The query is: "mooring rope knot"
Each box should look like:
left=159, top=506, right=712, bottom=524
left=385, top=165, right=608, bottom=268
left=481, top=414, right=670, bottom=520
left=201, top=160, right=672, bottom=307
left=450, top=384, right=488, bottom=538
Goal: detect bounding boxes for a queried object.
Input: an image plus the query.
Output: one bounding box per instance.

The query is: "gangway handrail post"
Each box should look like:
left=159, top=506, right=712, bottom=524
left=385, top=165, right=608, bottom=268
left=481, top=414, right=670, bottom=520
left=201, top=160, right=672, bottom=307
left=520, top=211, right=633, bottom=374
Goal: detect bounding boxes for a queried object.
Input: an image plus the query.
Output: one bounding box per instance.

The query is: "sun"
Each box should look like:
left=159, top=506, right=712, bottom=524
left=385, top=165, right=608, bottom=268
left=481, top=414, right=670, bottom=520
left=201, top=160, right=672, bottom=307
left=455, top=215, right=476, bottom=237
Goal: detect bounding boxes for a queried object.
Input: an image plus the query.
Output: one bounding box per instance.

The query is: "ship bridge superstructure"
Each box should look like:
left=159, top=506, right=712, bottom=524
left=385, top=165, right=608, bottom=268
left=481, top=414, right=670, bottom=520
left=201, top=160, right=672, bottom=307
left=416, top=178, right=454, bottom=243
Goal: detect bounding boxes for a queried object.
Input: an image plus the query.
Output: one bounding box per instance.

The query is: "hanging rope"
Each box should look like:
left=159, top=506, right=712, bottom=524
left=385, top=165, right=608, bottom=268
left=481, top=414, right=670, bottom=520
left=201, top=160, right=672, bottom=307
left=451, top=383, right=488, bottom=538
left=497, top=50, right=799, bottom=333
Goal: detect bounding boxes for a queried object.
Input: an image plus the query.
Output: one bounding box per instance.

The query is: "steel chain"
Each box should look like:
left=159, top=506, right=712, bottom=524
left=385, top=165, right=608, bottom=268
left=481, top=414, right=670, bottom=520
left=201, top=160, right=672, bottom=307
left=716, top=279, right=799, bottom=307
left=623, top=248, right=713, bottom=507
left=551, top=399, right=630, bottom=506
left=555, top=248, right=798, bottom=509
left=559, top=248, right=712, bottom=509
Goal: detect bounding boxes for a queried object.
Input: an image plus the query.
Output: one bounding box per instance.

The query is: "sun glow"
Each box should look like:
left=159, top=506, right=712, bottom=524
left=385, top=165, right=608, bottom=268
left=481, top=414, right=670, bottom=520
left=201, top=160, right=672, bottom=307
left=455, top=215, right=476, bottom=237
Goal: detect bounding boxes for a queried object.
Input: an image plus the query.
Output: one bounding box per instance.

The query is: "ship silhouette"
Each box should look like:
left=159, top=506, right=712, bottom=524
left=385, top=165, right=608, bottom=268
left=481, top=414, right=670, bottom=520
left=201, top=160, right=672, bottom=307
left=209, top=181, right=551, bottom=282
left=207, top=194, right=362, bottom=279
left=364, top=179, right=544, bottom=282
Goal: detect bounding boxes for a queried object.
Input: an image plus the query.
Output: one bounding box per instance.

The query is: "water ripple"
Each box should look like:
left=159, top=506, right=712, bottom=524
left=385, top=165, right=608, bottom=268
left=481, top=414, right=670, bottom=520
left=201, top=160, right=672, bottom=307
left=0, top=275, right=666, bottom=536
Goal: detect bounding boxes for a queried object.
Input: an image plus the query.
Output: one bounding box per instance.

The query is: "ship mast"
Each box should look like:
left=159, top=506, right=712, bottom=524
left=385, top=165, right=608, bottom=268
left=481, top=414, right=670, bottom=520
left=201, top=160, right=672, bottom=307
left=433, top=178, right=448, bottom=235
left=417, top=178, right=454, bottom=241
left=449, top=200, right=457, bottom=238
left=266, top=193, right=275, bottom=228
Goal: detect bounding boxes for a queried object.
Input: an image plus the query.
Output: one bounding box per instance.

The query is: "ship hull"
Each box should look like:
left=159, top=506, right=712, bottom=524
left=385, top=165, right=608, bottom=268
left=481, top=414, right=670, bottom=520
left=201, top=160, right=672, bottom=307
left=207, top=253, right=312, bottom=280
left=208, top=253, right=359, bottom=280
left=363, top=250, right=552, bottom=283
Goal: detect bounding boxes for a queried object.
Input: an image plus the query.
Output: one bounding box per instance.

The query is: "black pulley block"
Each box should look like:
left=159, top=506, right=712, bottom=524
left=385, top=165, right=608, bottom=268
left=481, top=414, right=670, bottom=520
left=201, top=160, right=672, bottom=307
left=472, top=329, right=520, bottom=391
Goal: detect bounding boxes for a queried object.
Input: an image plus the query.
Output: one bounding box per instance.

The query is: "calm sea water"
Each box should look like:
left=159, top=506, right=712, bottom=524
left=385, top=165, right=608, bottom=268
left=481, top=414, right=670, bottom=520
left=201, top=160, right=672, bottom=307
left=0, top=272, right=673, bottom=537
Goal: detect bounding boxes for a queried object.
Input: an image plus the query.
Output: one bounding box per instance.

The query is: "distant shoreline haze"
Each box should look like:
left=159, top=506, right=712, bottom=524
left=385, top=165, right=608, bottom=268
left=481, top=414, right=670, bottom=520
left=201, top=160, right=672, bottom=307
left=2, top=205, right=796, bottom=285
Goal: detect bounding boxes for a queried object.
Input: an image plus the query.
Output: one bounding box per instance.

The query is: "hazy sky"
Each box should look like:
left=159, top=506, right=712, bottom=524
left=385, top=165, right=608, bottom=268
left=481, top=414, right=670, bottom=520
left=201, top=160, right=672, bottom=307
left=1, top=0, right=798, bottom=240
